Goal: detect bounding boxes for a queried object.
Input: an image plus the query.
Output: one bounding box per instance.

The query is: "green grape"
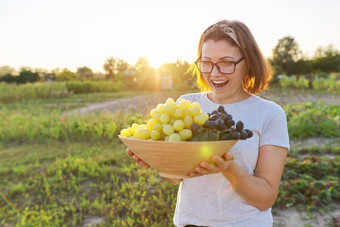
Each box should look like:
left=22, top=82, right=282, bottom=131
left=183, top=108, right=191, bottom=116
left=177, top=99, right=191, bottom=110
left=179, top=129, right=192, bottom=140
left=152, top=123, right=162, bottom=131
left=173, top=119, right=185, bottom=131
left=190, top=106, right=201, bottom=116
left=194, top=113, right=208, bottom=125
left=163, top=124, right=175, bottom=136
left=191, top=101, right=201, bottom=108
left=163, top=104, right=175, bottom=115
left=120, top=128, right=131, bottom=137
left=169, top=133, right=182, bottom=142
left=165, top=98, right=176, bottom=107
left=160, top=113, right=170, bottom=123
left=169, top=117, right=176, bottom=125
left=154, top=113, right=161, bottom=121
left=151, top=130, right=161, bottom=140
left=135, top=128, right=151, bottom=140
left=173, top=108, right=184, bottom=119
left=157, top=104, right=165, bottom=113
left=183, top=115, right=194, bottom=128
left=146, top=118, right=159, bottom=130
left=150, top=108, right=158, bottom=118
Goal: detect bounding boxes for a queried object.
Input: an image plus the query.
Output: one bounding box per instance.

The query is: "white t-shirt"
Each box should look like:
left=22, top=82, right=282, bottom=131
left=173, top=92, right=290, bottom=227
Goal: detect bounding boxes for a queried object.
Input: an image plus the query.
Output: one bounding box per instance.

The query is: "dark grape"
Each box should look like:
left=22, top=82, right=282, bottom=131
left=236, top=121, right=244, bottom=132
left=190, top=123, right=201, bottom=135
left=191, top=135, right=200, bottom=141
left=220, top=114, right=227, bottom=121
left=207, top=131, right=218, bottom=141
left=244, top=129, right=253, bottom=138
left=240, top=130, right=248, bottom=140
left=225, top=114, right=232, bottom=121
left=199, top=132, right=210, bottom=141
left=231, top=131, right=240, bottom=140
left=226, top=119, right=235, bottom=127
left=216, top=118, right=224, bottom=126
left=190, top=106, right=252, bottom=142
left=211, top=110, right=219, bottom=115
left=209, top=114, right=219, bottom=121
left=218, top=123, right=228, bottom=131
left=219, top=132, right=231, bottom=140
left=203, top=120, right=218, bottom=130
left=217, top=105, right=225, bottom=113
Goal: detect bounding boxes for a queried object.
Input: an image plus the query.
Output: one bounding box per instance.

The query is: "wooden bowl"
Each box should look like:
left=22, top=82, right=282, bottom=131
left=118, top=135, right=238, bottom=178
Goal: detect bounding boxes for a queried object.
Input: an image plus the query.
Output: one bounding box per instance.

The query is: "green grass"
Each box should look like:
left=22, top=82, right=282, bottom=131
left=0, top=88, right=339, bottom=226
left=0, top=140, right=178, bottom=226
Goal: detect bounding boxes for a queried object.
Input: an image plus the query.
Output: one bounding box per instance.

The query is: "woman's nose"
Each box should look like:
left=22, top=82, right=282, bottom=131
left=211, top=64, right=221, bottom=76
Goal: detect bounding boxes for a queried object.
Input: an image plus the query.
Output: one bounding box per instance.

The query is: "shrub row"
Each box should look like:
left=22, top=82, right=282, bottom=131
left=279, top=74, right=340, bottom=91
left=284, top=102, right=340, bottom=139
left=0, top=81, right=125, bottom=104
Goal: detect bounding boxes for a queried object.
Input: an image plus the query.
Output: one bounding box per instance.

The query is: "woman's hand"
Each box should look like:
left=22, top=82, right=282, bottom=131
left=126, top=148, right=150, bottom=168
left=189, top=151, right=234, bottom=177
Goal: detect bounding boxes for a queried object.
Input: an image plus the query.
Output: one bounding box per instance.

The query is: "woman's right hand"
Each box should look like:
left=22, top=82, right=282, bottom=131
left=126, top=148, right=150, bottom=168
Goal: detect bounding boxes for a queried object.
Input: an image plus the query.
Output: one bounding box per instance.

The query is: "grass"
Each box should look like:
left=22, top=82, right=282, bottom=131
left=0, top=140, right=178, bottom=226
left=0, top=88, right=339, bottom=226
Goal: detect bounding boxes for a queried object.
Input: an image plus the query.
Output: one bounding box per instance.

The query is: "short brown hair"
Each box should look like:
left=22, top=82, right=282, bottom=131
left=194, top=20, right=273, bottom=94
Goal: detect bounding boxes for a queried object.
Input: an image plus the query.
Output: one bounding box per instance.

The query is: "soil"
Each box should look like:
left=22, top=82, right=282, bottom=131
left=65, top=90, right=340, bottom=227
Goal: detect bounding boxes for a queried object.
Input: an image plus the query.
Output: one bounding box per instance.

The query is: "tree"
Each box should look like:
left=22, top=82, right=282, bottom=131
left=103, top=57, right=129, bottom=80
left=0, top=66, right=16, bottom=77
left=311, top=45, right=340, bottom=73
left=77, top=67, right=94, bottom=81
left=133, top=57, right=158, bottom=90
left=158, top=60, right=193, bottom=90
left=56, top=69, right=78, bottom=81
left=271, top=36, right=300, bottom=75
left=16, top=69, right=40, bottom=84
left=0, top=73, right=16, bottom=83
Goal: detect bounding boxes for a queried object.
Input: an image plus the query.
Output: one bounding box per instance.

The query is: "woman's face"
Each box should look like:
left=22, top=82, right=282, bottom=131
left=201, top=39, right=247, bottom=103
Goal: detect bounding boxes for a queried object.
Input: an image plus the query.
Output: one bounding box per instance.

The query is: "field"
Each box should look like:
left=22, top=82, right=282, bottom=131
left=0, top=85, right=340, bottom=227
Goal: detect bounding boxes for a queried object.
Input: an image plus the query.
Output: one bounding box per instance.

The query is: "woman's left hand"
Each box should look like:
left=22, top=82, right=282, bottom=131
left=189, top=151, right=234, bottom=177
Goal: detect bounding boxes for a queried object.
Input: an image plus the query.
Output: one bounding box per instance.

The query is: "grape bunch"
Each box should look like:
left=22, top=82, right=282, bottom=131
left=120, top=98, right=209, bottom=142
left=190, top=105, right=253, bottom=141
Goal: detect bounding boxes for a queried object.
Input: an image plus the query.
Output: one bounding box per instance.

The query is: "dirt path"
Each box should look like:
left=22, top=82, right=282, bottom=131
left=64, top=90, right=340, bottom=116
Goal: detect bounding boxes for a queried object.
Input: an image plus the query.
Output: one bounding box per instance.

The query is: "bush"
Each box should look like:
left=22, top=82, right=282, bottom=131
left=66, top=81, right=124, bottom=94
left=0, top=82, right=69, bottom=103
left=284, top=102, right=340, bottom=139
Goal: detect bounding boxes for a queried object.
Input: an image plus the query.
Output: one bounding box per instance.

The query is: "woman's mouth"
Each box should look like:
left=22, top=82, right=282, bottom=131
left=211, top=80, right=229, bottom=89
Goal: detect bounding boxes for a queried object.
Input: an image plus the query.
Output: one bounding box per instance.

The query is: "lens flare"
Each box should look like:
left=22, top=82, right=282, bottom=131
left=200, top=145, right=213, bottom=159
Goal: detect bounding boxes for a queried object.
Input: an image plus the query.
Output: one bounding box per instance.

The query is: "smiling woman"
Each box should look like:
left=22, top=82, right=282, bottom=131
left=127, top=19, right=290, bottom=227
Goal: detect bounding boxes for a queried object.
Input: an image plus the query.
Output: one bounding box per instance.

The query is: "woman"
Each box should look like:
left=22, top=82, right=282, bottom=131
left=127, top=19, right=289, bottom=227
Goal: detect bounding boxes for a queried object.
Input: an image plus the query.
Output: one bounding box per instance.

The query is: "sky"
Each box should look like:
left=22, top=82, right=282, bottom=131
left=0, top=0, right=339, bottom=73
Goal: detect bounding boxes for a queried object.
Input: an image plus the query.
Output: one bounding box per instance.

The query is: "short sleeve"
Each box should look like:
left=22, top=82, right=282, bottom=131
left=260, top=105, right=290, bottom=150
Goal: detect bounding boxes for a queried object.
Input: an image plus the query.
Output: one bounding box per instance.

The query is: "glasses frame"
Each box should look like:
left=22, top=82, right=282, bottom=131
left=195, top=57, right=244, bottom=74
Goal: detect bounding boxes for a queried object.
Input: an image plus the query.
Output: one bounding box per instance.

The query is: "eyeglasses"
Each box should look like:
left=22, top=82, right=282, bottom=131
left=195, top=57, right=244, bottom=74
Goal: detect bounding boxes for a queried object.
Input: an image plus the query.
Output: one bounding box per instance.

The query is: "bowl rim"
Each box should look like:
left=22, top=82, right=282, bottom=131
left=118, top=135, right=238, bottom=144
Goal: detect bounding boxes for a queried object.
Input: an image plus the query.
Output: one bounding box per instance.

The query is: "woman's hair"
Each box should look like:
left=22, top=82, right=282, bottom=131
left=194, top=20, right=273, bottom=94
